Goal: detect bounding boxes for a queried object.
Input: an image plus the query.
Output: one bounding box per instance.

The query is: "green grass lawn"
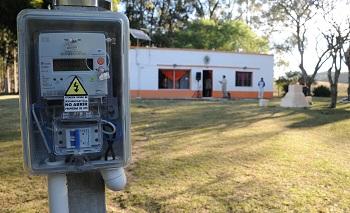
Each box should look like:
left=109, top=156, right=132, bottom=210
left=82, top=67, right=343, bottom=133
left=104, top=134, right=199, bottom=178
left=1, top=96, right=350, bottom=212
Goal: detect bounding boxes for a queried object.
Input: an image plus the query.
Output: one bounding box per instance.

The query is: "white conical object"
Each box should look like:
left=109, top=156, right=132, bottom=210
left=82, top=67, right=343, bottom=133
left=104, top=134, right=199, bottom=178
left=280, top=84, right=310, bottom=108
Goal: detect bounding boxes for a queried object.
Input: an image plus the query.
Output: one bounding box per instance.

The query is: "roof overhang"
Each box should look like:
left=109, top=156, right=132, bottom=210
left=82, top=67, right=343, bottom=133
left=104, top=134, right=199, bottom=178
left=130, top=29, right=151, bottom=41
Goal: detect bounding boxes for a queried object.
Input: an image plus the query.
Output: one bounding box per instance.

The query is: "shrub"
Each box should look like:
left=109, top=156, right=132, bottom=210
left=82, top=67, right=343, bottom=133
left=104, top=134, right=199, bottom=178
left=282, top=84, right=289, bottom=95
left=313, top=85, right=331, bottom=97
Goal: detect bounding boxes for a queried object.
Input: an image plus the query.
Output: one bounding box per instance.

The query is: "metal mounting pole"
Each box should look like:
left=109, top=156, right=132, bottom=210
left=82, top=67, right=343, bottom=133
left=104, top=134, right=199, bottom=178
left=48, top=172, right=106, bottom=213
left=67, top=172, right=106, bottom=213
left=48, top=174, right=69, bottom=213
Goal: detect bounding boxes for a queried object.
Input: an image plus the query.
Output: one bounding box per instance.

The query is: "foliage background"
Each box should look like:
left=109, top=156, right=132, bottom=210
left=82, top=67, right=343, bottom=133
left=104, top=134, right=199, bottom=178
left=0, top=0, right=270, bottom=94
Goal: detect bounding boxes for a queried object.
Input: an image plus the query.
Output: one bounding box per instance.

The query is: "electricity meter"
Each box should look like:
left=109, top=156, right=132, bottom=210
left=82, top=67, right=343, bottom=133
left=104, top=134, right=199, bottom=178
left=17, top=8, right=131, bottom=174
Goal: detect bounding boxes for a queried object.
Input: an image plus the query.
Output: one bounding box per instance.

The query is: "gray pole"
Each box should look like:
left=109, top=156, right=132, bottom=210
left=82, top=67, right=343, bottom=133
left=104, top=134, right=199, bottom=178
left=49, top=2, right=108, bottom=213
left=67, top=172, right=106, bottom=213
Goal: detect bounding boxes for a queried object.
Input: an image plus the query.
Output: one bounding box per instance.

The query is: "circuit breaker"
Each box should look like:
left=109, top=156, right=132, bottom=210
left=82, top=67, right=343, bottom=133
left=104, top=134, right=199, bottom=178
left=17, top=9, right=131, bottom=174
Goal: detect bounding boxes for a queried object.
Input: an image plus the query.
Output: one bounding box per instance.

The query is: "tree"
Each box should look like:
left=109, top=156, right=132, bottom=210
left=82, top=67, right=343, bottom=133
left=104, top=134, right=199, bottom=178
left=318, top=0, right=350, bottom=108
left=275, top=76, right=289, bottom=96
left=275, top=71, right=317, bottom=96
left=268, top=0, right=324, bottom=94
left=172, top=19, right=269, bottom=53
left=305, top=39, right=331, bottom=94
left=345, top=45, right=350, bottom=101
left=285, top=71, right=302, bottom=84
left=234, top=0, right=268, bottom=29
left=123, top=0, right=193, bottom=33
left=192, top=0, right=221, bottom=19
left=0, top=0, right=35, bottom=93
left=123, top=0, right=194, bottom=46
left=323, top=23, right=350, bottom=108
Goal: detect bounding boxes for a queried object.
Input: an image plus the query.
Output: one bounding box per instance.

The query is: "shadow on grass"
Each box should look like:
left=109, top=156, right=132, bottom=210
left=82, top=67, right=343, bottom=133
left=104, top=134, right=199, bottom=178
left=130, top=172, right=283, bottom=212
left=286, top=108, right=350, bottom=128
left=0, top=131, right=21, bottom=143
left=121, top=128, right=283, bottom=211
left=125, top=99, right=350, bottom=211
left=132, top=100, right=276, bottom=137
left=132, top=100, right=350, bottom=137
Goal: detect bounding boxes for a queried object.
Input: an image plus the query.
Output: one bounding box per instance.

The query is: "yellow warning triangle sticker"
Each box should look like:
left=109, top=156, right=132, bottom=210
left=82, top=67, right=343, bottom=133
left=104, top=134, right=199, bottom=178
left=65, top=76, right=88, bottom=96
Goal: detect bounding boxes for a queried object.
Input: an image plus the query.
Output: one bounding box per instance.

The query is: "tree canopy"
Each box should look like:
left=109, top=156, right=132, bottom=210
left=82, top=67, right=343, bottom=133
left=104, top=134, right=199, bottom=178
left=123, top=0, right=269, bottom=53
left=0, top=0, right=35, bottom=34
left=172, top=19, right=269, bottom=53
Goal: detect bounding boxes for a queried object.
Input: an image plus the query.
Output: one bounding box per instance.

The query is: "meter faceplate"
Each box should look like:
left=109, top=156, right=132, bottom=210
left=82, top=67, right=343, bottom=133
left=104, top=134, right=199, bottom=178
left=39, top=32, right=108, bottom=97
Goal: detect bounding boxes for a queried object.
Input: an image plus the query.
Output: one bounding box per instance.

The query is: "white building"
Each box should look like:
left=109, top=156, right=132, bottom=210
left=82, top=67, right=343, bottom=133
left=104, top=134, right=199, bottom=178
left=129, top=47, right=274, bottom=99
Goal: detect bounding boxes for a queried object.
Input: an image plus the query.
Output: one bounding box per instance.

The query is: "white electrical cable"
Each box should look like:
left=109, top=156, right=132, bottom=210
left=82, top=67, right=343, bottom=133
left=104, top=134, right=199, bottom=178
left=85, top=57, right=94, bottom=72
left=101, top=119, right=117, bottom=135
left=85, top=49, right=111, bottom=72
left=31, top=104, right=52, bottom=154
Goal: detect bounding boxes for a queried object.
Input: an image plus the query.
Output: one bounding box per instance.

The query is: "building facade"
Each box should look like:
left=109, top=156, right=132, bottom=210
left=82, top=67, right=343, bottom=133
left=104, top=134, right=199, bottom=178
left=129, top=47, right=274, bottom=99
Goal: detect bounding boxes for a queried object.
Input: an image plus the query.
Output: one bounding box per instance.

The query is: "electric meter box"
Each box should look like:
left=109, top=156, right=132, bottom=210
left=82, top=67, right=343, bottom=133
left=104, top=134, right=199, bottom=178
left=17, top=9, right=131, bottom=174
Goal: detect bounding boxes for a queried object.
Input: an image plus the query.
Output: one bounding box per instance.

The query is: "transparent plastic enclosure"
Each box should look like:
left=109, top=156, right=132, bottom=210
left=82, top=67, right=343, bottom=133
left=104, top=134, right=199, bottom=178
left=17, top=9, right=131, bottom=174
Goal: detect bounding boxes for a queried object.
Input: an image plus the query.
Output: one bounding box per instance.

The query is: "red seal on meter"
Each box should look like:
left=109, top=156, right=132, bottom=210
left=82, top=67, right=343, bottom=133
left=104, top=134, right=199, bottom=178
left=97, top=57, right=105, bottom=65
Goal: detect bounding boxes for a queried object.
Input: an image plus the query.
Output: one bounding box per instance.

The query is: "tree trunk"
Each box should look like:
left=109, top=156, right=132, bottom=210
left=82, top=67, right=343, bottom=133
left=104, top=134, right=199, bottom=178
left=6, top=64, right=11, bottom=94
left=9, top=63, right=15, bottom=93
left=347, top=59, right=350, bottom=101
left=306, top=82, right=312, bottom=96
left=2, top=58, right=6, bottom=94
left=0, top=59, right=3, bottom=94
left=330, top=83, right=338, bottom=108
left=345, top=46, right=350, bottom=101
left=14, top=48, right=18, bottom=94
left=348, top=68, right=350, bottom=101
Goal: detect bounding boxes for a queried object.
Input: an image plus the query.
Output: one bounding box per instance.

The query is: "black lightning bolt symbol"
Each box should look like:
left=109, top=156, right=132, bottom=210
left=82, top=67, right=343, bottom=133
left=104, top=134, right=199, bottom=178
left=74, top=82, right=79, bottom=92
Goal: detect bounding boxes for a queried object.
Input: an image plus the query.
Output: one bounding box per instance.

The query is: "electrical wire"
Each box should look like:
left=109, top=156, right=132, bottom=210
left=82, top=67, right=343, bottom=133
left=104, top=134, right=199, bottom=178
left=31, top=104, right=52, bottom=154
left=85, top=57, right=94, bottom=72
left=101, top=119, right=116, bottom=135
left=85, top=49, right=111, bottom=72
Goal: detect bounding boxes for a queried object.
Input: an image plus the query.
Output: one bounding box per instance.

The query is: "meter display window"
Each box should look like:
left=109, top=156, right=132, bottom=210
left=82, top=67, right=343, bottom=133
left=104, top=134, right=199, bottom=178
left=53, top=58, right=93, bottom=71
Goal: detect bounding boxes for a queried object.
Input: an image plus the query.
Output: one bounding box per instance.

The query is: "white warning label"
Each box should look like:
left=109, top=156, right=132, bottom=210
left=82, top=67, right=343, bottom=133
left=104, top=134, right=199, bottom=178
left=64, top=96, right=89, bottom=112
